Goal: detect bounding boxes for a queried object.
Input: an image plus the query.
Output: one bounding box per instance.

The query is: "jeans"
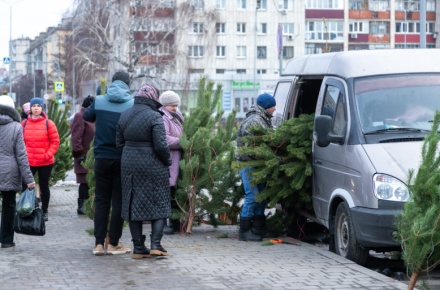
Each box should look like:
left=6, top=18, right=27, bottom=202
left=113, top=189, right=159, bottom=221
left=0, top=191, right=16, bottom=244
left=93, top=159, right=124, bottom=246
left=240, top=168, right=266, bottom=218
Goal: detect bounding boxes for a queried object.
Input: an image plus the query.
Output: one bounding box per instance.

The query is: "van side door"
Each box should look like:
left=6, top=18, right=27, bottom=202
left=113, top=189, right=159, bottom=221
left=312, top=78, right=348, bottom=227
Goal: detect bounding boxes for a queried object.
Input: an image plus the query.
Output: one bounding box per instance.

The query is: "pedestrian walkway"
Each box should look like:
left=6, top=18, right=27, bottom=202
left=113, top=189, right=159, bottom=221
left=1, top=185, right=410, bottom=290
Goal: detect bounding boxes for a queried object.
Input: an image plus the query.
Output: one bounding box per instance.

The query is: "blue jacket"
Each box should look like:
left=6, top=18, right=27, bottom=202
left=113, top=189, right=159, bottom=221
left=83, top=80, right=133, bottom=159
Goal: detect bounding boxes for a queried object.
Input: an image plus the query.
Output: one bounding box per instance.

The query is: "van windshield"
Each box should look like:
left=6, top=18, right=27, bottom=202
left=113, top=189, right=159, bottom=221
left=354, top=74, right=440, bottom=134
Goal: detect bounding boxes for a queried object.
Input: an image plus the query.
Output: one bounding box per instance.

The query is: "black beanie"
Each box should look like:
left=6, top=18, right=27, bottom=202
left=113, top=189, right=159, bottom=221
left=82, top=95, right=94, bottom=108
left=111, top=71, right=130, bottom=86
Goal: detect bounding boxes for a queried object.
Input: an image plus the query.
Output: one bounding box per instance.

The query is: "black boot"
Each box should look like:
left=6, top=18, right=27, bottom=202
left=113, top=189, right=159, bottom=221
left=239, top=217, right=263, bottom=241
left=162, top=219, right=174, bottom=235
left=252, top=215, right=277, bottom=238
left=77, top=198, right=86, bottom=215
left=132, top=235, right=151, bottom=259
left=150, top=218, right=168, bottom=256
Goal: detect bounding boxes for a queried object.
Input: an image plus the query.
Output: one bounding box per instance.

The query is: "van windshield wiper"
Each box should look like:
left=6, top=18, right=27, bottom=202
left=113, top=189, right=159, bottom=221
left=364, top=127, right=426, bottom=135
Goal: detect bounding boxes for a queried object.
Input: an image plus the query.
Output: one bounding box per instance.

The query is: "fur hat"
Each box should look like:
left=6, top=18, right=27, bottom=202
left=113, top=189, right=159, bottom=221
left=257, top=93, right=276, bottom=109
left=111, top=71, right=130, bottom=86
left=137, top=84, right=159, bottom=101
left=159, top=91, right=180, bottom=106
left=22, top=102, right=30, bottom=113
left=30, top=97, right=44, bottom=107
left=82, top=95, right=94, bottom=108
left=0, top=95, right=15, bottom=108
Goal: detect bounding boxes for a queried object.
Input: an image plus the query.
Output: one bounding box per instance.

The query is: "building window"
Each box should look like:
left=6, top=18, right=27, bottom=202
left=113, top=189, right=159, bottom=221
left=237, top=46, right=246, bottom=58
left=349, top=21, right=366, bottom=33
left=216, top=46, right=226, bottom=57
left=305, top=20, right=344, bottom=41
left=280, top=23, right=294, bottom=35
left=216, top=0, right=226, bottom=9
left=283, top=46, right=294, bottom=59
left=216, top=23, right=226, bottom=33
left=188, top=46, right=204, bottom=57
left=278, top=0, right=293, bottom=10
left=306, top=0, right=339, bottom=9
left=150, top=42, right=170, bottom=55
left=368, top=0, right=389, bottom=11
left=396, top=21, right=435, bottom=33
left=237, top=23, right=246, bottom=34
left=190, top=22, right=204, bottom=34
left=159, top=0, right=175, bottom=7
left=258, top=23, right=267, bottom=34
left=257, top=46, right=267, bottom=58
left=237, top=0, right=246, bottom=9
left=257, top=0, right=267, bottom=9
left=257, top=69, right=267, bottom=74
left=216, top=69, right=225, bottom=74
left=189, top=69, right=204, bottom=74
left=350, top=0, right=367, bottom=10
left=370, top=21, right=389, bottom=35
left=236, top=69, right=246, bottom=74
left=190, top=0, right=204, bottom=9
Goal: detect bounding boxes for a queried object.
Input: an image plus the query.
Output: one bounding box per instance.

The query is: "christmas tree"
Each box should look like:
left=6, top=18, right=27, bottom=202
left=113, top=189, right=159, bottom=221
left=396, top=111, right=440, bottom=290
left=233, top=114, right=315, bottom=229
left=176, top=77, right=239, bottom=233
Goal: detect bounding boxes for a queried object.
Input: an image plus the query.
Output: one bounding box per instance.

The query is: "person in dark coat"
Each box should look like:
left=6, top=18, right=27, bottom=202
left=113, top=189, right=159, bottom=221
left=0, top=95, right=35, bottom=248
left=83, top=71, right=133, bottom=256
left=70, top=95, right=95, bottom=215
left=116, top=84, right=172, bottom=259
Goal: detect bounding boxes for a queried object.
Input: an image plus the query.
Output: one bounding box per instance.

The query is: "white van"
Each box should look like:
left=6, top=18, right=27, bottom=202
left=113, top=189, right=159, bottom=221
left=272, top=49, right=440, bottom=265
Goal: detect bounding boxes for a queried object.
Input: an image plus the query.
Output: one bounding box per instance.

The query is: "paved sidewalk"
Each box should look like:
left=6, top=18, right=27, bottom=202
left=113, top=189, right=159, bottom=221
left=1, top=185, right=410, bottom=290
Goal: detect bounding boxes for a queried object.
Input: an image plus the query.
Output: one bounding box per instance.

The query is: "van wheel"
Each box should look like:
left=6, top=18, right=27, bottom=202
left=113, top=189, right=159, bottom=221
left=334, top=202, right=369, bottom=265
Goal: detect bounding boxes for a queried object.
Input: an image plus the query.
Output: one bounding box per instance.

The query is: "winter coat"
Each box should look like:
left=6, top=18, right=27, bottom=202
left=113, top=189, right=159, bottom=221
left=116, top=97, right=172, bottom=221
left=83, top=80, right=133, bottom=159
left=159, top=107, right=184, bottom=187
left=0, top=104, right=34, bottom=192
left=70, top=107, right=94, bottom=184
left=21, top=112, right=60, bottom=167
left=236, top=105, right=274, bottom=161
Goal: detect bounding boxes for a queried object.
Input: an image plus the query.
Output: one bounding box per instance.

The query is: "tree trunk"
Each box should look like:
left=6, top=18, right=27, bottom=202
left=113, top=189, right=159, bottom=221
left=407, top=270, right=420, bottom=290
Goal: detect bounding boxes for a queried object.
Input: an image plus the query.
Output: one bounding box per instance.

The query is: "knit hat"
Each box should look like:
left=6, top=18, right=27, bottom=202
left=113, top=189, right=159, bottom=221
left=82, top=95, right=94, bottom=108
left=0, top=95, right=15, bottom=108
left=22, top=102, right=31, bottom=113
left=137, top=84, right=159, bottom=101
left=111, top=71, right=130, bottom=86
left=159, top=91, right=180, bottom=106
left=30, top=97, right=44, bottom=107
left=257, top=93, right=276, bottom=109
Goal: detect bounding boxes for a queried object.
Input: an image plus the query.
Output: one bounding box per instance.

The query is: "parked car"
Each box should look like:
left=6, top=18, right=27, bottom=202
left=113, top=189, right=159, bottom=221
left=272, top=49, right=440, bottom=265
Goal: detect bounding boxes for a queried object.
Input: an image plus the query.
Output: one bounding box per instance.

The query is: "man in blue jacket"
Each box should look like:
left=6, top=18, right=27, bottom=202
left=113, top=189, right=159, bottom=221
left=83, top=71, right=134, bottom=255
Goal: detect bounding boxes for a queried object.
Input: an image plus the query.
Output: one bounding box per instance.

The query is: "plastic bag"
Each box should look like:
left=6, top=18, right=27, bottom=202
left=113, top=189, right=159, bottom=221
left=16, top=188, right=36, bottom=217
left=14, top=199, right=45, bottom=236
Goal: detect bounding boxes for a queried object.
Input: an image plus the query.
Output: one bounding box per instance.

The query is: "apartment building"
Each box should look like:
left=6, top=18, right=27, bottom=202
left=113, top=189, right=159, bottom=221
left=10, top=37, right=31, bottom=78
left=305, top=0, right=438, bottom=53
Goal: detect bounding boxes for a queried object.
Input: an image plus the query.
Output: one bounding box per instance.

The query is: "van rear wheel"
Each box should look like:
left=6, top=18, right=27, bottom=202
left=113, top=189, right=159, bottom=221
left=334, top=202, right=369, bottom=265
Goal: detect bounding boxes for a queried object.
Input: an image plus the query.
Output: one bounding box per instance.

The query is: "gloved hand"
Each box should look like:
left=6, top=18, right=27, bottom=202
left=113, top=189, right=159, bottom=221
left=78, top=156, right=86, bottom=165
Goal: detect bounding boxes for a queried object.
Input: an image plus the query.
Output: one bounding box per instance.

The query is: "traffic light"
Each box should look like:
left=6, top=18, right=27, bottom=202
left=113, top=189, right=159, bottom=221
left=57, top=93, right=63, bottom=104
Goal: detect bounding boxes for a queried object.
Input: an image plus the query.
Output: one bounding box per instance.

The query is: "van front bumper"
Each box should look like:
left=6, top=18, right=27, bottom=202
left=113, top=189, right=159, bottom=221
left=350, top=201, right=404, bottom=249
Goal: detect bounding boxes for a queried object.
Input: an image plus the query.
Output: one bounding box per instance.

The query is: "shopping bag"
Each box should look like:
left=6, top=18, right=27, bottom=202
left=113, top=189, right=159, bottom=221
left=14, top=200, right=45, bottom=236
left=16, top=188, right=36, bottom=217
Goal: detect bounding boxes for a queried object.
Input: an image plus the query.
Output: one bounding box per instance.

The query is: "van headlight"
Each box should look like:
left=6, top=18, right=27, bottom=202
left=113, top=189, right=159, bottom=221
left=373, top=174, right=410, bottom=202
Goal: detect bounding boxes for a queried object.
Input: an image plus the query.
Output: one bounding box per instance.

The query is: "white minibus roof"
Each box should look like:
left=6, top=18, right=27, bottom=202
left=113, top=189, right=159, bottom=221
left=283, top=49, right=440, bottom=79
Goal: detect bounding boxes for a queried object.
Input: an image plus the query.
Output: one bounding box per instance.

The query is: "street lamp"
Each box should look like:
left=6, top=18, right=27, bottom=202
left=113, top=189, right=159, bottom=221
left=0, top=0, right=27, bottom=101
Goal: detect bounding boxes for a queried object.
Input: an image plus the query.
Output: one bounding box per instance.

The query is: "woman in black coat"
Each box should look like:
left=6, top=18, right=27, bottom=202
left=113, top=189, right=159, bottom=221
left=116, top=84, right=171, bottom=259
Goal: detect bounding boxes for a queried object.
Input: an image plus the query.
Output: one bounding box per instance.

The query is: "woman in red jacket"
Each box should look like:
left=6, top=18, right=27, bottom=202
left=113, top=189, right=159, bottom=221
left=22, top=97, right=60, bottom=221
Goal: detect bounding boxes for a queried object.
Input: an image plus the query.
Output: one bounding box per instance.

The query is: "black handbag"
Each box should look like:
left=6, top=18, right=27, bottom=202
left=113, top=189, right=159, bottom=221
left=14, top=200, right=46, bottom=236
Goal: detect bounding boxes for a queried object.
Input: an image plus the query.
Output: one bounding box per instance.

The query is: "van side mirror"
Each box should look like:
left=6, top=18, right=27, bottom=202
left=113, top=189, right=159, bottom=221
left=314, top=115, right=344, bottom=147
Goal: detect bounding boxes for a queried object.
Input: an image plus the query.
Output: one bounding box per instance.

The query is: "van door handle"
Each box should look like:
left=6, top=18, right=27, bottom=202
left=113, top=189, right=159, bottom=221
left=315, top=160, right=322, bottom=165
